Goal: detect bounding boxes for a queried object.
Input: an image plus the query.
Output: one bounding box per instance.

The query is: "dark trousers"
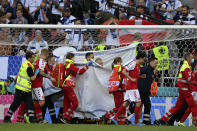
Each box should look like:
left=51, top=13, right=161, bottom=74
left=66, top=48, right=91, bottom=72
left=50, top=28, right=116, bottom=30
left=5, top=89, right=35, bottom=121
left=42, top=95, right=58, bottom=123
left=9, top=89, right=34, bottom=112
left=139, top=91, right=151, bottom=122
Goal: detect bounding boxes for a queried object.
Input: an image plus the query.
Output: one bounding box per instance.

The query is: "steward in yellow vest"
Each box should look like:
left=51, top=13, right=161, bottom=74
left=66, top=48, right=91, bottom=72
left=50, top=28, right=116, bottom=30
left=93, top=45, right=106, bottom=51
left=0, top=77, right=15, bottom=95
left=0, top=81, right=7, bottom=95
left=4, top=51, right=39, bottom=123
left=153, top=45, right=169, bottom=71
left=83, top=52, right=94, bottom=63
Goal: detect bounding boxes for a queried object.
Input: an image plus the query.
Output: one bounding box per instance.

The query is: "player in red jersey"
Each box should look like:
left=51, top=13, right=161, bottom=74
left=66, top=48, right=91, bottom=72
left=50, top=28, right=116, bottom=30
left=111, top=51, right=147, bottom=125
left=32, top=49, right=56, bottom=122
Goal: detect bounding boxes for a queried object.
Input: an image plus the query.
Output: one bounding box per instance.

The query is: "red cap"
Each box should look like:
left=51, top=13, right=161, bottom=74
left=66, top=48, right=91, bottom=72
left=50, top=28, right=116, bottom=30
left=195, top=64, right=197, bottom=69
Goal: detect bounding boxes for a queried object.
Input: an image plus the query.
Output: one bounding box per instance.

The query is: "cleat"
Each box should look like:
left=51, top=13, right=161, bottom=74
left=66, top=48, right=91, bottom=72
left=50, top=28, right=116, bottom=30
left=38, top=120, right=48, bottom=124
left=3, top=116, right=11, bottom=123
left=177, top=122, right=186, bottom=127
left=154, top=119, right=167, bottom=126
left=29, top=116, right=38, bottom=123
left=60, top=118, right=68, bottom=124
left=143, top=120, right=152, bottom=125
left=24, top=114, right=30, bottom=124
left=125, top=119, right=132, bottom=125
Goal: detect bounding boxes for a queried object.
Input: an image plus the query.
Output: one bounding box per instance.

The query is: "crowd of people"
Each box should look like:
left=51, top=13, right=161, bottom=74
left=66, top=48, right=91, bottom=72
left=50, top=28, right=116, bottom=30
left=0, top=0, right=197, bottom=56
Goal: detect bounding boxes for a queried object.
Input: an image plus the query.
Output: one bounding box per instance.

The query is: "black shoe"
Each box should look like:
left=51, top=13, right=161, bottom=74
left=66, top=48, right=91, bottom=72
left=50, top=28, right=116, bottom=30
left=102, top=115, right=109, bottom=124
left=125, top=119, right=132, bottom=125
left=3, top=116, right=11, bottom=123
left=38, top=120, right=48, bottom=124
left=143, top=120, right=152, bottom=125
left=29, top=116, right=38, bottom=123
left=154, top=119, right=167, bottom=126
left=60, top=118, right=68, bottom=124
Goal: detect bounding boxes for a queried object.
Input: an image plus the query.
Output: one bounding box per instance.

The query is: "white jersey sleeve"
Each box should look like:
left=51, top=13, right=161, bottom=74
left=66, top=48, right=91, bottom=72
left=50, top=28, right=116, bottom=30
left=39, top=59, right=46, bottom=71
left=126, top=61, right=136, bottom=71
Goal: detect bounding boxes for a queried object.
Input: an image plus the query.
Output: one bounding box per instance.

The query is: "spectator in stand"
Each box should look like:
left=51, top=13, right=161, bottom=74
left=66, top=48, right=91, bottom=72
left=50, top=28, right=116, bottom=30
left=33, top=2, right=50, bottom=24
left=105, top=19, right=120, bottom=49
left=13, top=9, right=28, bottom=24
left=136, top=0, right=152, bottom=15
left=8, top=0, right=16, bottom=8
left=0, top=12, right=11, bottom=42
left=0, top=0, right=13, bottom=20
left=13, top=9, right=29, bottom=55
left=98, top=0, right=115, bottom=15
left=13, top=1, right=32, bottom=24
left=129, top=5, right=145, bottom=20
left=0, top=11, right=10, bottom=24
left=175, top=5, right=196, bottom=25
left=152, top=0, right=165, bottom=19
left=24, top=0, right=42, bottom=17
left=65, top=19, right=85, bottom=50
left=81, top=10, right=95, bottom=25
left=49, top=0, right=64, bottom=24
left=160, top=0, right=182, bottom=20
left=114, top=0, right=129, bottom=7
left=70, top=0, right=83, bottom=20
left=57, top=7, right=76, bottom=37
left=80, top=32, right=94, bottom=51
left=119, top=12, right=128, bottom=21
left=27, top=30, right=48, bottom=54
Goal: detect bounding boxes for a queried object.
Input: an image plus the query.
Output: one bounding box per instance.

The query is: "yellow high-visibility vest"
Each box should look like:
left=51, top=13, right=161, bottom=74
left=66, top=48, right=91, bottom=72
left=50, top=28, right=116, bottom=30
left=178, top=60, right=191, bottom=78
left=153, top=45, right=169, bottom=71
left=0, top=81, right=6, bottom=95
left=62, top=59, right=76, bottom=87
left=93, top=45, right=106, bottom=51
left=15, top=60, right=34, bottom=92
left=133, top=41, right=140, bottom=56
left=83, top=59, right=88, bottom=63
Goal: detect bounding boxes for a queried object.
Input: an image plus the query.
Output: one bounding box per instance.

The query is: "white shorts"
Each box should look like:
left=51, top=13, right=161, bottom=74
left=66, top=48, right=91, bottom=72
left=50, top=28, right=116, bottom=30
left=192, top=91, right=197, bottom=103
left=32, top=88, right=45, bottom=101
left=124, top=89, right=141, bottom=102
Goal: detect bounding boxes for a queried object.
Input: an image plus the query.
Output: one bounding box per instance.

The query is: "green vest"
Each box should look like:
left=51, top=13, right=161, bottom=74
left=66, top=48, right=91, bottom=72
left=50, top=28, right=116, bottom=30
left=83, top=59, right=88, bottom=63
left=15, top=60, right=34, bottom=92
left=0, top=81, right=6, bottom=95
left=178, top=60, right=191, bottom=78
left=113, top=65, right=122, bottom=80
left=93, top=45, right=106, bottom=51
left=133, top=41, right=140, bottom=56
left=153, top=45, right=169, bottom=71
left=62, top=59, right=75, bottom=86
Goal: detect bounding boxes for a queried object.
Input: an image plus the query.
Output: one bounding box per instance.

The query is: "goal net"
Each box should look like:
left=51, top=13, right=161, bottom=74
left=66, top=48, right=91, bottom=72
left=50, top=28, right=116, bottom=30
left=0, top=24, right=196, bottom=125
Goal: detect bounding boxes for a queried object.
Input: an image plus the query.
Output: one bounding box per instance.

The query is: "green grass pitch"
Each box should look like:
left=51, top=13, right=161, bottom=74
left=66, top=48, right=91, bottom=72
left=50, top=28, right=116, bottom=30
left=0, top=124, right=196, bottom=131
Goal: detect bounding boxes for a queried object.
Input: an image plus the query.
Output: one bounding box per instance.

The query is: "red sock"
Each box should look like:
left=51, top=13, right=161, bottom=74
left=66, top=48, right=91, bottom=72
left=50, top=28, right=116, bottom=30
left=34, top=103, right=43, bottom=120
left=180, top=108, right=191, bottom=123
left=134, top=106, right=140, bottom=124
left=114, top=104, right=125, bottom=120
